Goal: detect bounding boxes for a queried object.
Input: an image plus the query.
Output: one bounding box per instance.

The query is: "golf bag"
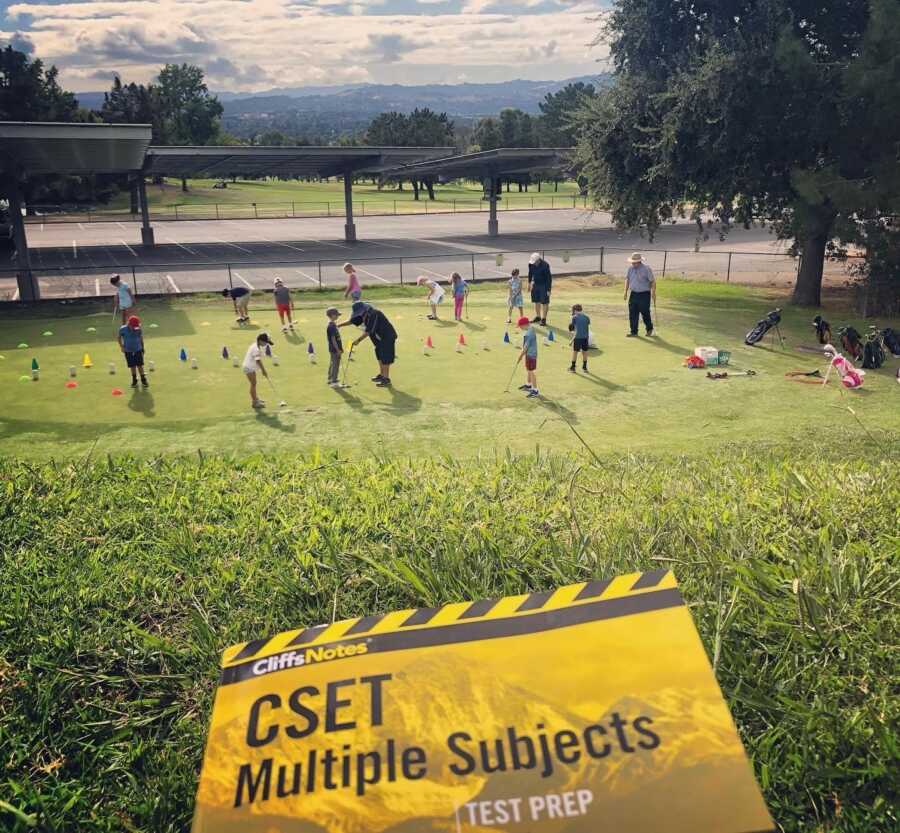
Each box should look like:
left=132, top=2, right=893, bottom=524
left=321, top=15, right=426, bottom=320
left=812, top=315, right=832, bottom=345
left=745, top=308, right=782, bottom=346
left=862, top=331, right=886, bottom=370
left=882, top=327, right=900, bottom=357
left=839, top=326, right=864, bottom=362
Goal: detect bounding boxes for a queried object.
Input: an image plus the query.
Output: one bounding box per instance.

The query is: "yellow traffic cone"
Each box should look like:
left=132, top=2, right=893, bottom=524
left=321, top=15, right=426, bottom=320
left=82, top=353, right=93, bottom=368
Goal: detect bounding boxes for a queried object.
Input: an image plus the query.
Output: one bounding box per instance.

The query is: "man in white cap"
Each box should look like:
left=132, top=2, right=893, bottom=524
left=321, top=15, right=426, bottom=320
left=527, top=252, right=552, bottom=326
left=624, top=252, right=655, bottom=337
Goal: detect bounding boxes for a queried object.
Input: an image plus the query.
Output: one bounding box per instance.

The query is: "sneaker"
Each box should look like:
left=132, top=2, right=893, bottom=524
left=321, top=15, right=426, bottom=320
left=130, top=378, right=138, bottom=388
left=506, top=318, right=512, bottom=324
left=289, top=323, right=295, bottom=330
left=582, top=365, right=588, bottom=373
left=527, top=389, right=540, bottom=398
left=626, top=332, right=638, bottom=338
left=328, top=381, right=339, bottom=386
left=375, top=378, right=392, bottom=387
left=141, top=376, right=149, bottom=387
left=252, top=400, right=265, bottom=409
left=540, top=318, right=547, bottom=326
left=281, top=325, right=288, bottom=332
left=646, top=329, right=654, bottom=337
left=568, top=366, right=576, bottom=373
left=426, top=315, right=437, bottom=320
left=518, top=383, right=532, bottom=391
left=530, top=316, right=541, bottom=323
left=371, top=374, right=384, bottom=382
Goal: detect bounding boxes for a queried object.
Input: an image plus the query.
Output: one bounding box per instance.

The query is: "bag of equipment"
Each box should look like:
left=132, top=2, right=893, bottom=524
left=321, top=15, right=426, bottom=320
left=882, top=327, right=900, bottom=357
left=745, top=308, right=782, bottom=346
left=812, top=315, right=832, bottom=345
left=862, top=334, right=885, bottom=370
left=839, top=326, right=864, bottom=362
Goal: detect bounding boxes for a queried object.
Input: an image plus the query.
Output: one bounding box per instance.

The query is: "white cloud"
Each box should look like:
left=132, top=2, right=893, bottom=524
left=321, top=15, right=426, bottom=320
left=8, top=0, right=610, bottom=91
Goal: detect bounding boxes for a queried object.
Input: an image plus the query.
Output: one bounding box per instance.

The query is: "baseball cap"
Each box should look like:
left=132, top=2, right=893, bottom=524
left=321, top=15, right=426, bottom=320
left=274, top=277, right=283, bottom=285
left=351, top=301, right=371, bottom=317
left=517, top=316, right=531, bottom=326
left=258, top=332, right=275, bottom=346
left=127, top=315, right=141, bottom=328
left=326, top=307, right=340, bottom=317
left=529, top=253, right=540, bottom=265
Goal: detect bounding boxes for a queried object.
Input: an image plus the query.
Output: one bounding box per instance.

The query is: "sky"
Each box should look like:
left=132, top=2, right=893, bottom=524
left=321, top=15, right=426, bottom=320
left=0, top=0, right=611, bottom=93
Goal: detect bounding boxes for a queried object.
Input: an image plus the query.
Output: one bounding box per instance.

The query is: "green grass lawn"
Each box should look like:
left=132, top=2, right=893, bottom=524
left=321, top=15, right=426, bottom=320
left=0, top=279, right=897, bottom=459
left=1, top=450, right=897, bottom=832
left=97, top=178, right=582, bottom=214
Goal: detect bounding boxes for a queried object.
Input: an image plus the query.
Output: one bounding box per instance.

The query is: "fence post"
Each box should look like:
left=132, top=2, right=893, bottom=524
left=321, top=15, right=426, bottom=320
left=531, top=197, right=534, bottom=209
left=174, top=205, right=179, bottom=221
left=131, top=266, right=137, bottom=296
left=317, top=261, right=323, bottom=289
left=361, top=202, right=365, bottom=217
left=253, top=203, right=258, bottom=219
left=727, top=252, right=733, bottom=283
left=215, top=203, right=220, bottom=221
left=327, top=202, right=331, bottom=217
left=453, top=199, right=456, bottom=213
left=292, top=202, right=296, bottom=218
left=662, top=250, right=668, bottom=277
left=600, top=246, right=605, bottom=274
left=425, top=200, right=428, bottom=214
left=471, top=254, right=476, bottom=282
left=399, top=257, right=404, bottom=285
left=227, top=264, right=233, bottom=289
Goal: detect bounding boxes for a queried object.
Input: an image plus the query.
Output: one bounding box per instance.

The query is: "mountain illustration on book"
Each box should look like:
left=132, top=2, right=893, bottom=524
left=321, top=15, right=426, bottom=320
left=195, top=654, right=750, bottom=833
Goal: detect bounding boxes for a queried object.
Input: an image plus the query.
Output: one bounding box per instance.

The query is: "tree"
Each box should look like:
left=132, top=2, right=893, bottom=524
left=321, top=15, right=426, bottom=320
left=538, top=82, right=595, bottom=148
left=0, top=45, right=81, bottom=122
left=473, top=117, right=501, bottom=152
left=100, top=76, right=162, bottom=140
left=575, top=0, right=894, bottom=307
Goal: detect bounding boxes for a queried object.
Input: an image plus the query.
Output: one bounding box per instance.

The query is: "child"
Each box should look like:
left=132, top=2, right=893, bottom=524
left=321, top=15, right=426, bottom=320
left=223, top=285, right=251, bottom=323
left=241, top=332, right=274, bottom=409
left=117, top=314, right=148, bottom=388
left=273, top=277, right=294, bottom=332
left=450, top=272, right=467, bottom=321
left=517, top=315, right=539, bottom=398
left=568, top=303, right=591, bottom=373
left=110, top=274, right=135, bottom=324
left=416, top=275, right=444, bottom=320
left=507, top=268, right=524, bottom=324
left=343, top=263, right=362, bottom=301
left=326, top=307, right=344, bottom=386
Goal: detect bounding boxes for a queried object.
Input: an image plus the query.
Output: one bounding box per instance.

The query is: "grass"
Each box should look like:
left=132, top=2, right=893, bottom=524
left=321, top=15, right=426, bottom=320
left=89, top=179, right=583, bottom=216
left=0, top=449, right=897, bottom=832
left=0, top=279, right=898, bottom=459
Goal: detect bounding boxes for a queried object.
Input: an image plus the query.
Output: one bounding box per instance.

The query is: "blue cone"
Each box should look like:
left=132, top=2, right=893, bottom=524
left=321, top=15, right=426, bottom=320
left=222, top=346, right=229, bottom=359
left=307, top=342, right=315, bottom=354
left=548, top=330, right=555, bottom=342
left=179, top=348, right=187, bottom=361
left=503, top=331, right=510, bottom=344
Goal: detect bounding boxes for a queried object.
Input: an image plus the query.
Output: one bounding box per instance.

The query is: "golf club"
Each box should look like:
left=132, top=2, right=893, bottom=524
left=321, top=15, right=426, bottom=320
left=341, top=347, right=354, bottom=387
left=112, top=301, right=118, bottom=323
left=653, top=296, right=658, bottom=333
left=265, top=374, right=287, bottom=407
left=504, top=354, right=523, bottom=393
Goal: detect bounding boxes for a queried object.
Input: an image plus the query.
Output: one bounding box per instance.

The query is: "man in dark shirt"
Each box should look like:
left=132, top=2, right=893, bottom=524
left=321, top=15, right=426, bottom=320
left=223, top=286, right=251, bottom=322
left=527, top=252, right=552, bottom=326
left=342, top=301, right=398, bottom=387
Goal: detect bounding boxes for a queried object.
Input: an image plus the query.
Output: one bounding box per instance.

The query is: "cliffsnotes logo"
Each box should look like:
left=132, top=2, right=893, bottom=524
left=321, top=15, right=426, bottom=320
left=252, top=643, right=369, bottom=677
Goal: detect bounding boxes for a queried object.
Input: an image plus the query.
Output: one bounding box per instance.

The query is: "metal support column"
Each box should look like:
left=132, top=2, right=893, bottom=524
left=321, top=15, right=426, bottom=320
left=343, top=171, right=357, bottom=244
left=488, top=175, right=499, bottom=237
left=138, top=176, right=155, bottom=246
left=6, top=178, right=39, bottom=301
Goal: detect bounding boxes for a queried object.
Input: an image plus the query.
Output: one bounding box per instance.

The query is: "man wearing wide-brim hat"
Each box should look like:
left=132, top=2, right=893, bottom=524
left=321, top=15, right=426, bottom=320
left=624, top=252, right=655, bottom=337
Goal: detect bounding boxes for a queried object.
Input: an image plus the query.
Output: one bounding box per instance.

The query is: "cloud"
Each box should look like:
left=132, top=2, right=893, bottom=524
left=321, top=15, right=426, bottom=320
left=2, top=31, right=36, bottom=54
left=7, top=0, right=611, bottom=91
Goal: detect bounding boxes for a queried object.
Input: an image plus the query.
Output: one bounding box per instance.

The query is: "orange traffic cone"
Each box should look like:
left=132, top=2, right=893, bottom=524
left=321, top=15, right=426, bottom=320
left=458, top=332, right=466, bottom=346
left=425, top=336, right=434, bottom=349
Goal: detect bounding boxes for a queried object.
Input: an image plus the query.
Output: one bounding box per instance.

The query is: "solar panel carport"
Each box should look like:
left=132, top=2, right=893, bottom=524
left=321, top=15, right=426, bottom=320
left=386, top=148, right=574, bottom=237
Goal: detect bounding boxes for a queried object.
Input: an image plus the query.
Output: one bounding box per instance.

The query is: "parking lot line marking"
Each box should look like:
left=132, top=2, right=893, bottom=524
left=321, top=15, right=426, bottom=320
left=355, top=266, right=390, bottom=284
left=116, top=222, right=127, bottom=230
left=415, top=265, right=448, bottom=280
left=233, top=271, right=255, bottom=289
left=94, top=278, right=100, bottom=296
left=162, top=236, right=200, bottom=256
left=120, top=240, right=138, bottom=257
left=365, top=239, right=404, bottom=249
left=78, top=223, right=86, bottom=231
left=294, top=269, right=319, bottom=285
left=215, top=239, right=254, bottom=254
left=72, top=240, right=78, bottom=259
left=166, top=274, right=181, bottom=293
left=307, top=238, right=349, bottom=250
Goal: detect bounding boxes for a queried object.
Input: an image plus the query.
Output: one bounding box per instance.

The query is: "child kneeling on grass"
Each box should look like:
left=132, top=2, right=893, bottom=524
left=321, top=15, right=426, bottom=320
left=518, top=315, right=539, bottom=398
left=569, top=304, right=591, bottom=373
left=241, top=332, right=274, bottom=409
left=117, top=315, right=148, bottom=388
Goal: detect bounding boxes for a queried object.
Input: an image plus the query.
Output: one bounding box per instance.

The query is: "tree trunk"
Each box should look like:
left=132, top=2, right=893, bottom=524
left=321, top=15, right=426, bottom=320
left=554, top=180, right=559, bottom=192
left=412, top=179, right=420, bottom=201
left=425, top=177, right=435, bottom=200
left=181, top=177, right=189, bottom=193
left=537, top=180, right=541, bottom=193
left=792, top=231, right=828, bottom=307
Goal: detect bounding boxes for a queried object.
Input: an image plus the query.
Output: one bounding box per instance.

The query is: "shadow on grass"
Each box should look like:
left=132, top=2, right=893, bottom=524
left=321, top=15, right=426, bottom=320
left=254, top=411, right=296, bottom=432
left=386, top=385, right=423, bottom=413
left=641, top=334, right=694, bottom=357
left=536, top=396, right=579, bottom=424
left=283, top=330, right=306, bottom=347
left=461, top=320, right=487, bottom=332
left=334, top=386, right=368, bottom=411
left=127, top=389, right=156, bottom=417
left=578, top=372, right=626, bottom=392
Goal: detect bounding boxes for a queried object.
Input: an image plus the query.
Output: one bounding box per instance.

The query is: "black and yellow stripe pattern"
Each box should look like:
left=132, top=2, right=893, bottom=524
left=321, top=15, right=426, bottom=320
left=221, top=569, right=679, bottom=683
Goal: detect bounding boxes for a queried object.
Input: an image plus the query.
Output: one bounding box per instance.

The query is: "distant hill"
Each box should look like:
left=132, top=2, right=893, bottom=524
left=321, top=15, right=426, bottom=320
left=76, top=75, right=608, bottom=140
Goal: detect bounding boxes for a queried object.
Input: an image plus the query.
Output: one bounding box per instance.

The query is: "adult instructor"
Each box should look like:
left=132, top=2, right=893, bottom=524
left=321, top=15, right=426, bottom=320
left=527, top=252, right=552, bottom=326
left=342, top=301, right=397, bottom=387
left=624, top=252, right=655, bottom=337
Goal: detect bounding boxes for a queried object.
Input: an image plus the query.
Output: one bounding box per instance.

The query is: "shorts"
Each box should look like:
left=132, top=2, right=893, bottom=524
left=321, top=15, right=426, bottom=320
left=429, top=293, right=444, bottom=305
left=124, top=350, right=144, bottom=368
left=350, top=289, right=362, bottom=302
left=573, top=337, right=589, bottom=352
left=276, top=303, right=291, bottom=314
left=374, top=336, right=396, bottom=365
left=525, top=355, right=537, bottom=371
left=243, top=367, right=257, bottom=377
left=236, top=295, right=250, bottom=313
left=530, top=285, right=550, bottom=305
left=509, top=293, right=523, bottom=308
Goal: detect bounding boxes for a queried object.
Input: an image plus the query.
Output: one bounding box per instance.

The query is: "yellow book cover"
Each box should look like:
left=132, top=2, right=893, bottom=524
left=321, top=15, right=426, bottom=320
left=192, top=570, right=774, bottom=833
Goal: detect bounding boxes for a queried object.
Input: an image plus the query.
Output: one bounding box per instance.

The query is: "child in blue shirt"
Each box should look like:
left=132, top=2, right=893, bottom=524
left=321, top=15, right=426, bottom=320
left=517, top=316, right=539, bottom=398
left=117, top=315, right=148, bottom=388
left=110, top=274, right=135, bottom=324
left=451, top=272, right=468, bottom=321
left=568, top=304, right=592, bottom=373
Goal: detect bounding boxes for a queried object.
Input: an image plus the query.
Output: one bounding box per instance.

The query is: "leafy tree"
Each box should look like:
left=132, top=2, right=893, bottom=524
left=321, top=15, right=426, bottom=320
left=538, top=82, right=595, bottom=147
left=575, top=0, right=896, bottom=307
left=473, top=117, right=501, bottom=152
left=100, top=77, right=163, bottom=140
left=0, top=45, right=81, bottom=122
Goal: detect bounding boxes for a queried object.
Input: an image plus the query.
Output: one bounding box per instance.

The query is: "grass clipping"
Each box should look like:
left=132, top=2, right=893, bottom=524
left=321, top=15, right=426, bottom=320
left=0, top=448, right=898, bottom=832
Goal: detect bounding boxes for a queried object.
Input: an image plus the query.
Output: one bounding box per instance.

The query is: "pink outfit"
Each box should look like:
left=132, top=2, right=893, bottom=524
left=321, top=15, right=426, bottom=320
left=347, top=272, right=360, bottom=293
left=831, top=354, right=865, bottom=388
left=454, top=295, right=464, bottom=319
